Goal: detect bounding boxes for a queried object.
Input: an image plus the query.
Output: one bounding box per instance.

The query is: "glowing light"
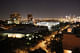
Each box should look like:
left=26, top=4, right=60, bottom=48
left=29, top=37, right=32, bottom=40
left=52, top=35, right=55, bottom=38
left=39, top=35, right=42, bottom=37
left=32, top=35, right=34, bottom=38
left=26, top=34, right=30, bottom=36
left=36, top=36, right=38, bottom=38
left=64, top=50, right=72, bottom=53
left=59, top=31, right=62, bottom=34
left=2, top=33, right=8, bottom=36
left=8, top=34, right=14, bottom=38
left=77, top=24, right=79, bottom=27
left=15, top=34, right=24, bottom=38
left=67, top=28, right=72, bottom=32
left=8, top=33, right=24, bottom=38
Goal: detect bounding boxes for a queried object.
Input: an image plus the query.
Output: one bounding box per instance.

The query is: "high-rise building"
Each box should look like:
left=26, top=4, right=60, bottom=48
left=8, top=12, right=21, bottom=24
left=27, top=14, right=33, bottom=21
left=27, top=14, right=33, bottom=24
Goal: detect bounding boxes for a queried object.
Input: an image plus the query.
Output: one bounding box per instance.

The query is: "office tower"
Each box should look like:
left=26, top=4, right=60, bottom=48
left=9, top=12, right=21, bottom=24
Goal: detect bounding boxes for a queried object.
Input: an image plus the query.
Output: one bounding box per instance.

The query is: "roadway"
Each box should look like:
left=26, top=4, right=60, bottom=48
left=29, top=25, right=70, bottom=53
left=0, top=24, right=71, bottom=53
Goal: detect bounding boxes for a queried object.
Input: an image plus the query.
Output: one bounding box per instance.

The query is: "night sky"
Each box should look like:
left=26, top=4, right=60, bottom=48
left=0, top=0, right=80, bottom=19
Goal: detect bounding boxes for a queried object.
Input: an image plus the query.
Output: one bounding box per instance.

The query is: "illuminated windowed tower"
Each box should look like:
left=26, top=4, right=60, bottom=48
left=27, top=14, right=33, bottom=24
left=9, top=12, right=21, bottom=24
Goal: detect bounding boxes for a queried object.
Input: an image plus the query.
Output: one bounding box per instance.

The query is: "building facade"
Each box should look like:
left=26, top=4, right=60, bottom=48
left=8, top=12, right=21, bottom=24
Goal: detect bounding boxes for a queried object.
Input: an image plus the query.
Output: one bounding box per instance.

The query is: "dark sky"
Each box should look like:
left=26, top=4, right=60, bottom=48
left=0, top=0, right=80, bottom=19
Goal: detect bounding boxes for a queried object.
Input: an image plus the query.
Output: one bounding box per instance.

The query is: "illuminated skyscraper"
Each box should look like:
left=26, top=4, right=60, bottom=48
left=27, top=14, right=33, bottom=24
left=8, top=12, right=21, bottom=24
left=27, top=14, right=33, bottom=21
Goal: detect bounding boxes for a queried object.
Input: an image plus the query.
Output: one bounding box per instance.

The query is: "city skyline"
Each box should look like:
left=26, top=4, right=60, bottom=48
left=0, top=0, right=80, bottom=19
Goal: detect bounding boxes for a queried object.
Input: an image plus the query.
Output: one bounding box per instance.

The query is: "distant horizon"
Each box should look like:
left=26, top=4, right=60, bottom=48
left=0, top=0, right=80, bottom=19
left=0, top=13, right=80, bottom=20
